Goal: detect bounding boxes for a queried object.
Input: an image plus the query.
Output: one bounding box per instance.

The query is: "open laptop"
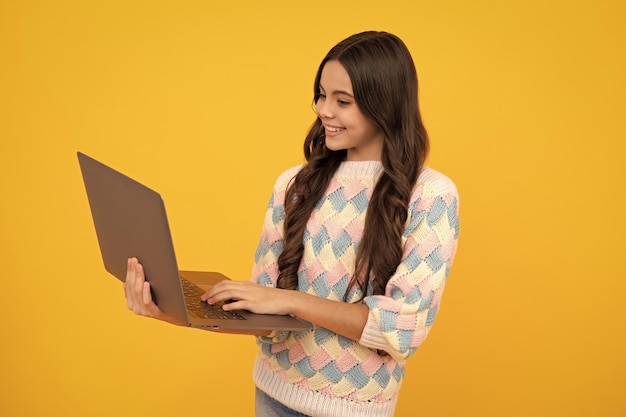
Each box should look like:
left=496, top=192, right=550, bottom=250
left=77, top=151, right=307, bottom=331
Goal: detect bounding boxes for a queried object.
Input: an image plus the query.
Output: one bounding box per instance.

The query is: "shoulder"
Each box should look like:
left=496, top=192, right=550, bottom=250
left=405, top=166, right=460, bottom=236
left=413, top=166, right=459, bottom=202
left=271, top=164, right=304, bottom=194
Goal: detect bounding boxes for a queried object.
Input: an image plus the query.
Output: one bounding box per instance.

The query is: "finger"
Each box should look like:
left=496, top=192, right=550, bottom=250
left=201, top=279, right=232, bottom=302
left=142, top=281, right=152, bottom=305
left=207, top=282, right=261, bottom=308
left=130, top=261, right=144, bottom=306
left=127, top=258, right=147, bottom=313
left=142, top=282, right=155, bottom=317
left=132, top=262, right=147, bottom=312
left=212, top=283, right=248, bottom=304
left=126, top=258, right=139, bottom=309
left=221, top=299, right=247, bottom=311
left=133, top=260, right=145, bottom=292
left=126, top=258, right=139, bottom=288
left=203, top=289, right=231, bottom=305
left=125, top=258, right=135, bottom=310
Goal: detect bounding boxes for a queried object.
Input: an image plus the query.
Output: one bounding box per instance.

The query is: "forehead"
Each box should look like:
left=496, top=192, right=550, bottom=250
left=319, top=60, right=353, bottom=94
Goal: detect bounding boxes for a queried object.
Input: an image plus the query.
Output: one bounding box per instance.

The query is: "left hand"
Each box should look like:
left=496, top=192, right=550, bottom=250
left=201, top=280, right=294, bottom=316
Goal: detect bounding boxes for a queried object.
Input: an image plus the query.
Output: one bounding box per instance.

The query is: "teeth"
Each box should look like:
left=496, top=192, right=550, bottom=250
left=326, top=126, right=344, bottom=132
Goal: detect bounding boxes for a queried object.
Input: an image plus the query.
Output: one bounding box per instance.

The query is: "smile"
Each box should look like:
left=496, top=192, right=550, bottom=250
left=325, top=125, right=345, bottom=133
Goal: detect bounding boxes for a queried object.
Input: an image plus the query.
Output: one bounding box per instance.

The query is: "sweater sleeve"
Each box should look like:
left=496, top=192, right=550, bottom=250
left=359, top=171, right=460, bottom=362
left=252, top=166, right=302, bottom=344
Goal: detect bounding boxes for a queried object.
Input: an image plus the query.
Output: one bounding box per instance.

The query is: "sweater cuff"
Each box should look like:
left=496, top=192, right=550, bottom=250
left=358, top=310, right=393, bottom=352
left=257, top=330, right=290, bottom=344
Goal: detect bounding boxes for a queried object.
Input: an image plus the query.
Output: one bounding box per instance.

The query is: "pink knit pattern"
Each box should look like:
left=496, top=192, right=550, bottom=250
left=251, top=161, right=460, bottom=417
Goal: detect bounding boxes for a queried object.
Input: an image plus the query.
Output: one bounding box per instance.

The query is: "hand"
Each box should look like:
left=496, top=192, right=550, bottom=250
left=202, top=278, right=369, bottom=341
left=200, top=280, right=294, bottom=316
left=124, top=257, right=180, bottom=324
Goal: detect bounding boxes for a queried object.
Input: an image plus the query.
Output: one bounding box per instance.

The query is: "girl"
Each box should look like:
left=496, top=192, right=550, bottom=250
left=125, top=31, right=460, bottom=417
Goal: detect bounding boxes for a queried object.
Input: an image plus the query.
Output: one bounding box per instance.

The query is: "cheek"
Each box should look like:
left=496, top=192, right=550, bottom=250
left=359, top=117, right=381, bottom=138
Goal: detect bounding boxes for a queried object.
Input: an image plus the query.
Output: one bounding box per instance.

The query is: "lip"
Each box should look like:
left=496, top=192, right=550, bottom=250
left=324, top=124, right=345, bottom=137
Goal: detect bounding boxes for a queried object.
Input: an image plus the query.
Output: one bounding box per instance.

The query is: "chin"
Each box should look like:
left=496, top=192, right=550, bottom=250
left=324, top=142, right=346, bottom=153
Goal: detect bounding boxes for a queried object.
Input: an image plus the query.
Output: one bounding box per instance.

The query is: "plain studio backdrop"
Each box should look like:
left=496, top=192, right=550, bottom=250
left=1, top=1, right=624, bottom=416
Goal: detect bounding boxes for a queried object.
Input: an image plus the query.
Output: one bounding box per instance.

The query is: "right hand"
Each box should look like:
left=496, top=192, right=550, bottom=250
left=123, top=257, right=181, bottom=325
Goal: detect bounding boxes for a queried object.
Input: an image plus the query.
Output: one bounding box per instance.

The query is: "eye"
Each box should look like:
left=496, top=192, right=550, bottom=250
left=337, top=100, right=350, bottom=106
left=316, top=92, right=327, bottom=102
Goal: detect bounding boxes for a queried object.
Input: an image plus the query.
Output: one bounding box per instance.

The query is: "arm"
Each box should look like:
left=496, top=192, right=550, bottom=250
left=204, top=176, right=459, bottom=347
left=200, top=163, right=368, bottom=339
left=202, top=281, right=368, bottom=340
left=289, top=293, right=368, bottom=341
left=202, top=173, right=460, bottom=345
left=124, top=257, right=271, bottom=335
left=358, top=174, right=460, bottom=361
left=121, top=168, right=303, bottom=334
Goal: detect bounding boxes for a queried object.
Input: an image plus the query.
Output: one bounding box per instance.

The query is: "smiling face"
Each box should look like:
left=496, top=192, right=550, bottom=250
left=315, top=60, right=384, bottom=161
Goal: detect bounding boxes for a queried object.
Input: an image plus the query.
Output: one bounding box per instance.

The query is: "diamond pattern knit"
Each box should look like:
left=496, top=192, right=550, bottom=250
left=252, top=161, right=460, bottom=417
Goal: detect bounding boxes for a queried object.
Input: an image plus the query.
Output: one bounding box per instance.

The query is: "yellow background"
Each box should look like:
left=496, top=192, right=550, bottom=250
left=1, top=1, right=624, bottom=416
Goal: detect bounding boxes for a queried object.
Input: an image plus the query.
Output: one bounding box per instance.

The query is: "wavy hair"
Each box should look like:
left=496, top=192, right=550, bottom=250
left=276, top=31, right=429, bottom=301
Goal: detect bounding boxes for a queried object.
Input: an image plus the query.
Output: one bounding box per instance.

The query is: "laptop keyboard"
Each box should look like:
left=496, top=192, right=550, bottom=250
left=181, top=277, right=246, bottom=320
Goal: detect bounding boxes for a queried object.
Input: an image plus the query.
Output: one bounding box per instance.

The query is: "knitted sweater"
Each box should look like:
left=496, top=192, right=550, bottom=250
left=251, top=161, right=460, bottom=417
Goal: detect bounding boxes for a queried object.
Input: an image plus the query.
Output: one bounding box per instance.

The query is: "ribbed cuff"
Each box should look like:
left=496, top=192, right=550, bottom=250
left=358, top=310, right=394, bottom=352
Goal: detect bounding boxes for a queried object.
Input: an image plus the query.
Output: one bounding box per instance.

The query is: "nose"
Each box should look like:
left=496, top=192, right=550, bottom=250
left=316, top=99, right=333, bottom=119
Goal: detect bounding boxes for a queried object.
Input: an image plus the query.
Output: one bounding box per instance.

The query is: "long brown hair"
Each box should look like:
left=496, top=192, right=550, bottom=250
left=276, top=31, right=429, bottom=301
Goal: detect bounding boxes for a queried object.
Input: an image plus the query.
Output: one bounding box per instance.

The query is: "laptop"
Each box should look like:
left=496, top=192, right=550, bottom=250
left=77, top=151, right=308, bottom=331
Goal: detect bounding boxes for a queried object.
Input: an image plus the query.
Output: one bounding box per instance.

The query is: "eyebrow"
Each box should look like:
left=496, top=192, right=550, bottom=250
left=319, top=85, right=354, bottom=98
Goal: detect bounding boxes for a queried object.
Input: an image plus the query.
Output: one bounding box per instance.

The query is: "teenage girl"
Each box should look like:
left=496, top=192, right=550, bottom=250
left=125, top=31, right=460, bottom=417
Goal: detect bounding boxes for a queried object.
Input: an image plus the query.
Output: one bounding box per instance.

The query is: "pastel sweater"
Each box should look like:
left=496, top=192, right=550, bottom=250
left=251, top=161, right=460, bottom=417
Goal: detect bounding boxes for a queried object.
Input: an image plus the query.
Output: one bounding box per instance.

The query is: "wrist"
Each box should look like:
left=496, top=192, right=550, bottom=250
left=282, top=289, right=305, bottom=318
